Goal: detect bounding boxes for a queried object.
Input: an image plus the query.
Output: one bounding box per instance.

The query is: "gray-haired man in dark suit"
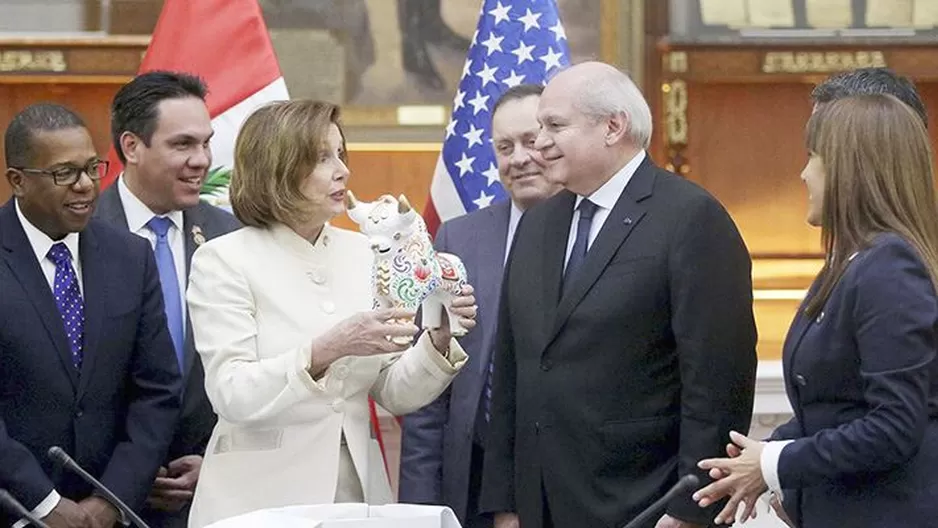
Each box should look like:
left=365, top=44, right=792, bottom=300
left=399, top=84, right=560, bottom=528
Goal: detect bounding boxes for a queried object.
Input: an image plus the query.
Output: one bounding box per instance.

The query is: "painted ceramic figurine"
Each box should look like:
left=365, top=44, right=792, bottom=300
left=346, top=192, right=469, bottom=344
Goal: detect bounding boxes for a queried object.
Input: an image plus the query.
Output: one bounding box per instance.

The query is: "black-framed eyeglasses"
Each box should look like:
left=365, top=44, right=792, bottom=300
left=13, top=159, right=109, bottom=187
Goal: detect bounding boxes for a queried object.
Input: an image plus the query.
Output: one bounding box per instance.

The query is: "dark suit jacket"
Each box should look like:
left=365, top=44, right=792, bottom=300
left=399, top=200, right=511, bottom=521
left=479, top=158, right=758, bottom=528
left=94, top=184, right=240, bottom=526
left=769, top=233, right=938, bottom=528
left=0, top=199, right=182, bottom=526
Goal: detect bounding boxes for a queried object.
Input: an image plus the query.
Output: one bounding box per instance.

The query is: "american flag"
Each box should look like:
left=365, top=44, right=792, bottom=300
left=423, top=0, right=571, bottom=235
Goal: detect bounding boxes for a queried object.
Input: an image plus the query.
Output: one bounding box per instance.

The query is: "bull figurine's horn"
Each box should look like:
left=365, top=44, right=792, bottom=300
left=398, top=194, right=412, bottom=214
left=345, top=190, right=358, bottom=209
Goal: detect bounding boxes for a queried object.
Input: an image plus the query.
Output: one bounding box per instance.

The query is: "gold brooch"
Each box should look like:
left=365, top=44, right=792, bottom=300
left=191, top=225, right=206, bottom=246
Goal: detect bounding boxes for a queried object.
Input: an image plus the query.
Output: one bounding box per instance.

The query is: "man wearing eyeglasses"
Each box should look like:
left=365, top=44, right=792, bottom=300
left=93, top=71, right=240, bottom=528
left=0, top=103, right=182, bottom=528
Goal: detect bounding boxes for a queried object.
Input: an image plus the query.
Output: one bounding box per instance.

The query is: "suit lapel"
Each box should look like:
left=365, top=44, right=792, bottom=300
left=95, top=183, right=129, bottom=229
left=474, top=202, right=511, bottom=374
left=180, top=208, right=208, bottom=378
left=0, top=201, right=79, bottom=390
left=782, top=280, right=822, bottom=389
left=541, top=192, right=576, bottom=343
left=182, top=206, right=204, bottom=279
left=76, top=225, right=104, bottom=398
left=550, top=161, right=655, bottom=343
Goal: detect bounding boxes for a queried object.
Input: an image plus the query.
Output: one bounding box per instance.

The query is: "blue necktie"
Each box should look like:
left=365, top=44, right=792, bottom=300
left=147, top=216, right=185, bottom=372
left=563, top=199, right=599, bottom=290
left=48, top=243, right=84, bottom=369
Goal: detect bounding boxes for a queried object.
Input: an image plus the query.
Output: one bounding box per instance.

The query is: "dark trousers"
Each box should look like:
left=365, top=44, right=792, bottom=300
left=465, top=442, right=494, bottom=528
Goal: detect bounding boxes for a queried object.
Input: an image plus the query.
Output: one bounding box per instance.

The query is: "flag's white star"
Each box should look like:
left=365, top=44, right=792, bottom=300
left=482, top=162, right=500, bottom=186
left=463, top=124, right=484, bottom=148
left=473, top=191, right=495, bottom=209
left=477, top=63, right=499, bottom=87
left=462, top=58, right=474, bottom=78
left=539, top=47, right=565, bottom=71
left=472, top=29, right=479, bottom=45
left=454, top=153, right=476, bottom=177
left=511, top=40, right=536, bottom=64
left=445, top=119, right=458, bottom=138
left=518, top=8, right=542, bottom=32
left=502, top=70, right=526, bottom=88
left=468, top=91, right=490, bottom=115
left=488, top=1, right=511, bottom=25
left=453, top=89, right=466, bottom=110
left=480, top=32, right=504, bottom=56
left=550, top=21, right=567, bottom=41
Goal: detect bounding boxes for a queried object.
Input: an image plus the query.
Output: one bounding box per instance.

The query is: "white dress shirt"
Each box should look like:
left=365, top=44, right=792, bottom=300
left=761, top=440, right=795, bottom=495
left=505, top=201, right=524, bottom=265
left=118, top=176, right=187, bottom=324
left=13, top=200, right=85, bottom=525
left=564, top=150, right=646, bottom=270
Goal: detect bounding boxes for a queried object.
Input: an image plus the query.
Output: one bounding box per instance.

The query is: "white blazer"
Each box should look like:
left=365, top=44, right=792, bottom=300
left=185, top=223, right=467, bottom=528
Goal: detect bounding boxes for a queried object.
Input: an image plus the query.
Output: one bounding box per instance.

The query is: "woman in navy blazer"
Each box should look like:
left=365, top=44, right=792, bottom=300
left=692, top=94, right=938, bottom=528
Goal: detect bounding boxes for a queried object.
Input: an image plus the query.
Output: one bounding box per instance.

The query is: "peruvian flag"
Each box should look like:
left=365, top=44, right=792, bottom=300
left=101, top=0, right=289, bottom=192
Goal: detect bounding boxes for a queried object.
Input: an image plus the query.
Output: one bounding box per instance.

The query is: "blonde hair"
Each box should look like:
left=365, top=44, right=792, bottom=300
left=230, top=99, right=346, bottom=228
left=805, top=93, right=938, bottom=316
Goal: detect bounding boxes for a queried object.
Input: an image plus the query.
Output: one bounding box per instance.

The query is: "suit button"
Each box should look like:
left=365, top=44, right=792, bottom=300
left=540, top=360, right=552, bottom=371
left=795, top=374, right=807, bottom=387
left=331, top=399, right=344, bottom=413
left=333, top=364, right=350, bottom=380
left=75, top=409, right=83, bottom=418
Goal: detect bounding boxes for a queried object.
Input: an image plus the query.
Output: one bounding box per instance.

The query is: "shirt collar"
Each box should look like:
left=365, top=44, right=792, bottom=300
left=508, top=200, right=524, bottom=231
left=574, top=150, right=646, bottom=210
left=118, top=175, right=184, bottom=232
left=15, top=198, right=80, bottom=264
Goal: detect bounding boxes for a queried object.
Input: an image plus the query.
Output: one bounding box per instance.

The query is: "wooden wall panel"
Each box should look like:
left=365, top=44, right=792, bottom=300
left=333, top=149, right=437, bottom=231
left=673, top=80, right=938, bottom=258
left=0, top=83, right=121, bottom=202
left=682, top=82, right=818, bottom=256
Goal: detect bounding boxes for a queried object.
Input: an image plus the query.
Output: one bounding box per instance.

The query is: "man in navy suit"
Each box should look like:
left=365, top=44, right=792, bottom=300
left=0, top=104, right=181, bottom=527
left=93, top=71, right=240, bottom=528
left=399, top=84, right=560, bottom=528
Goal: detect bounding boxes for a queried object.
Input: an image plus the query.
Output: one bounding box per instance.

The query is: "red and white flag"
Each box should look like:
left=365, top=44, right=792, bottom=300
left=101, top=0, right=289, bottom=194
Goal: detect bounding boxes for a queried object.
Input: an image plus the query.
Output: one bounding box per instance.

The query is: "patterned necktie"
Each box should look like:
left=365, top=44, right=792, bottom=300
left=563, top=199, right=599, bottom=290
left=48, top=243, right=84, bottom=369
left=147, top=216, right=185, bottom=372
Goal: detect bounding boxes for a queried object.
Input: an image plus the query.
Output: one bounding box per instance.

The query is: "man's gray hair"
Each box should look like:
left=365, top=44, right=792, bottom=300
left=574, top=68, right=653, bottom=149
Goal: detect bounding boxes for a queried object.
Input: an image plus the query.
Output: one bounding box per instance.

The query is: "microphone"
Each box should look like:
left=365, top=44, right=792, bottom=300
left=0, top=489, right=51, bottom=528
left=622, top=474, right=701, bottom=528
left=47, top=446, right=151, bottom=528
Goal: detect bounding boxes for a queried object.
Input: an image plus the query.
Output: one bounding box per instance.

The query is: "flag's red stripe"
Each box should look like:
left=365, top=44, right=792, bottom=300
left=103, top=0, right=281, bottom=189
left=369, top=398, right=391, bottom=479
left=422, top=197, right=442, bottom=239
left=141, top=0, right=281, bottom=118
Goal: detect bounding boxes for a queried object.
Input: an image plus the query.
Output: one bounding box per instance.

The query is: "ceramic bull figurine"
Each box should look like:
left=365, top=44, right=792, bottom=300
left=345, top=191, right=469, bottom=344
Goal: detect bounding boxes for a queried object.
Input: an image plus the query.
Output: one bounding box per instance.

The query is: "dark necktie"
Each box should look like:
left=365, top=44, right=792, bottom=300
left=48, top=243, right=84, bottom=369
left=563, top=199, right=599, bottom=290
left=147, top=216, right=185, bottom=372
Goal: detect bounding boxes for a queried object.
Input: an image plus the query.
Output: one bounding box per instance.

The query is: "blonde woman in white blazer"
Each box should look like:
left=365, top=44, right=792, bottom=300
left=185, top=100, right=476, bottom=528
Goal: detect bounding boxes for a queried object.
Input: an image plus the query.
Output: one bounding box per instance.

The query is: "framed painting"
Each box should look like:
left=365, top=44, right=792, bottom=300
left=260, top=0, right=629, bottom=129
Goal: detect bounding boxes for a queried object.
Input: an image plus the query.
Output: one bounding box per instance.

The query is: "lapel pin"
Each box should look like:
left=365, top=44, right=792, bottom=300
left=191, top=225, right=206, bottom=247
left=623, top=217, right=633, bottom=225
